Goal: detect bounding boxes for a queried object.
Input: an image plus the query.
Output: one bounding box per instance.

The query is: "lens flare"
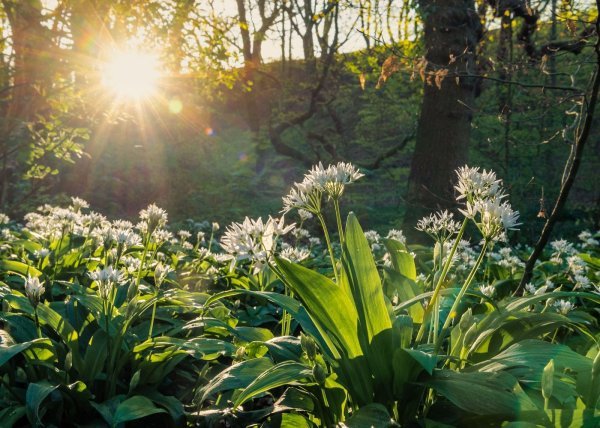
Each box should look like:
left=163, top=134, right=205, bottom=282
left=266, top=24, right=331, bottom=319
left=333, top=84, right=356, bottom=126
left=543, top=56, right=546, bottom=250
left=102, top=51, right=160, bottom=99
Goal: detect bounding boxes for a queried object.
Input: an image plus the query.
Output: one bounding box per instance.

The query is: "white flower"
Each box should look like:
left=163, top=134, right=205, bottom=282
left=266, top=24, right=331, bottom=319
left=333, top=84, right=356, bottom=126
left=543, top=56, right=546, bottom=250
left=416, top=210, right=460, bottom=242
left=89, top=266, right=126, bottom=299
left=554, top=300, right=575, bottom=315
left=524, top=282, right=537, bottom=295
left=308, top=237, right=321, bottom=247
left=385, top=229, right=406, bottom=245
left=178, top=230, right=192, bottom=241
left=0, top=213, right=9, bottom=224
left=469, top=199, right=520, bottom=240
left=24, top=275, right=45, bottom=307
left=479, top=284, right=495, bottom=298
left=152, top=229, right=173, bottom=244
left=297, top=209, right=313, bottom=221
left=283, top=162, right=363, bottom=212
left=115, top=228, right=141, bottom=248
left=550, top=239, right=576, bottom=262
left=221, top=216, right=295, bottom=273
left=34, top=248, right=50, bottom=259
left=154, top=263, right=174, bottom=288
left=139, top=204, right=168, bottom=234
left=212, top=222, right=220, bottom=232
left=70, top=197, right=89, bottom=212
left=455, top=166, right=505, bottom=203
left=279, top=247, right=310, bottom=263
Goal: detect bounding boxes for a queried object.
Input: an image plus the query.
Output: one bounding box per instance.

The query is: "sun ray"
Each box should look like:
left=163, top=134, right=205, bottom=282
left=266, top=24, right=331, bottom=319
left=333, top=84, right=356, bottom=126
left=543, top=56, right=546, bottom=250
left=101, top=50, right=160, bottom=100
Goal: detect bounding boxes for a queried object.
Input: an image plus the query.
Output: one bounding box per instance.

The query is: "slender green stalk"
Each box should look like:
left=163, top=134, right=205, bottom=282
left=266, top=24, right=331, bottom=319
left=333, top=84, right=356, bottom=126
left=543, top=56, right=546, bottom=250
left=333, top=199, right=345, bottom=246
left=416, top=219, right=468, bottom=343
left=34, top=308, right=42, bottom=339
left=147, top=290, right=159, bottom=339
left=135, top=233, right=151, bottom=287
left=317, top=213, right=339, bottom=283
left=437, top=239, right=489, bottom=351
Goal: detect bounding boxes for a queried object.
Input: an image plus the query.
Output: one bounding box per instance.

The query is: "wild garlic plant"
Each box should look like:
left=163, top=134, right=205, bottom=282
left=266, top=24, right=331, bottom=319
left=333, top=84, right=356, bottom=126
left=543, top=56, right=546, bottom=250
left=24, top=274, right=45, bottom=338
left=282, top=161, right=364, bottom=282
left=415, top=166, right=521, bottom=346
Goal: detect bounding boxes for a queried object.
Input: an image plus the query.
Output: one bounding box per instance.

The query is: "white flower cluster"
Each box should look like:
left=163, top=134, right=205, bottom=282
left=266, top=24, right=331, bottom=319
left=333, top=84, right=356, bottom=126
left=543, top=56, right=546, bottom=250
left=220, top=216, right=295, bottom=273
left=282, top=162, right=364, bottom=213
left=139, top=203, right=168, bottom=235
left=549, top=239, right=576, bottom=263
left=416, top=210, right=460, bottom=242
left=578, top=230, right=599, bottom=249
left=88, top=266, right=126, bottom=300
left=24, top=275, right=45, bottom=308
left=455, top=166, right=520, bottom=240
left=364, top=230, right=382, bottom=252
left=490, top=247, right=524, bottom=273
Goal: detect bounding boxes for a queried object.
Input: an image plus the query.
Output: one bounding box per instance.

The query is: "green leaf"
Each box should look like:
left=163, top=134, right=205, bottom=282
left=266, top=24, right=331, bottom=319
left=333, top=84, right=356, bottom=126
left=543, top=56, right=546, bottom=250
left=25, top=381, right=59, bottom=426
left=201, top=357, right=274, bottom=402
left=280, top=413, right=313, bottom=427
left=425, top=370, right=538, bottom=416
left=133, top=336, right=236, bottom=360
left=81, top=329, right=109, bottom=385
left=383, top=238, right=417, bottom=280
left=384, top=268, right=424, bottom=323
left=275, top=258, right=363, bottom=359
left=5, top=295, right=83, bottom=371
left=233, top=361, right=312, bottom=409
left=0, top=406, right=26, bottom=428
left=202, top=289, right=327, bottom=358
left=112, top=395, right=167, bottom=426
left=404, top=348, right=438, bottom=375
left=275, top=257, right=374, bottom=405
left=342, top=213, right=394, bottom=400
left=344, top=403, right=393, bottom=428
left=0, top=260, right=42, bottom=277
left=0, top=338, right=55, bottom=367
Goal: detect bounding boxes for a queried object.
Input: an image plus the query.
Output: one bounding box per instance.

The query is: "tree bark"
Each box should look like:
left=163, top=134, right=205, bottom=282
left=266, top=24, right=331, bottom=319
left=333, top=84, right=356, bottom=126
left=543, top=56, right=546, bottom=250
left=404, top=0, right=481, bottom=227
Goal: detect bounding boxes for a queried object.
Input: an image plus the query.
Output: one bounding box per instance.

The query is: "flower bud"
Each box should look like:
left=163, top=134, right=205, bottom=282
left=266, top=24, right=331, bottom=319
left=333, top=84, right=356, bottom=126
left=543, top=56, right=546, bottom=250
left=312, top=363, right=327, bottom=385
left=300, top=333, right=317, bottom=361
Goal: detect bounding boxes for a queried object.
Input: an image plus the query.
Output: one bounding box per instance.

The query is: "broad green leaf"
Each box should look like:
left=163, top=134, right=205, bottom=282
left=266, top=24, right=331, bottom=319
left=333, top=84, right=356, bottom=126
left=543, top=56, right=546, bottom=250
left=0, top=338, right=55, bottom=367
left=233, top=361, right=312, bottom=409
left=280, top=413, right=313, bottom=427
left=275, top=258, right=363, bottom=359
left=201, top=357, right=274, bottom=402
left=203, top=289, right=329, bottom=359
left=112, top=395, right=167, bottom=426
left=26, top=381, right=59, bottom=426
left=425, top=370, right=538, bottom=416
left=344, top=403, right=393, bottom=428
left=4, top=295, right=83, bottom=371
left=133, top=336, right=236, bottom=360
left=0, top=406, right=26, bottom=428
left=234, top=326, right=274, bottom=342
left=383, top=238, right=417, bottom=280
left=342, top=213, right=393, bottom=400
left=81, top=329, right=108, bottom=385
left=275, top=257, right=374, bottom=405
left=144, top=390, right=185, bottom=425
left=385, top=268, right=424, bottom=323
left=0, top=260, right=42, bottom=277
left=404, top=348, right=438, bottom=375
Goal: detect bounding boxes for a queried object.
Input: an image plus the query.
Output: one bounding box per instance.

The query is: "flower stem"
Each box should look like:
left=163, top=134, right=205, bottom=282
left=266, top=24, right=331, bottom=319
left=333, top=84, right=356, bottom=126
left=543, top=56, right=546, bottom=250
left=317, top=213, right=339, bottom=283
left=416, top=219, right=468, bottom=343
left=333, top=199, right=345, bottom=246
left=148, top=291, right=159, bottom=339
left=437, top=240, right=489, bottom=350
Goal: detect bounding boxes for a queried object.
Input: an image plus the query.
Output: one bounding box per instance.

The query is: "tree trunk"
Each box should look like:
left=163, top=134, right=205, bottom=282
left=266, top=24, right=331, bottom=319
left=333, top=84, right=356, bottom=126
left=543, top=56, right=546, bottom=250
left=404, top=0, right=481, bottom=228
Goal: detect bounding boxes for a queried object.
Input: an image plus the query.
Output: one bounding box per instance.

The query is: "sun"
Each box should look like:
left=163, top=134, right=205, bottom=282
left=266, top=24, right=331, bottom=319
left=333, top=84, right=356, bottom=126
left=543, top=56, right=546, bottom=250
left=101, top=50, right=160, bottom=100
